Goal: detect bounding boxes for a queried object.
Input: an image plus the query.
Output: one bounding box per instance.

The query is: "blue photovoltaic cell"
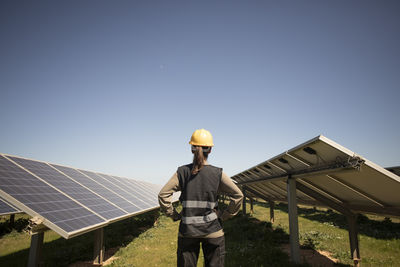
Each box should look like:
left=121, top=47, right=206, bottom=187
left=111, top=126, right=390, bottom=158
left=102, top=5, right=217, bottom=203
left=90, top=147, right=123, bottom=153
left=50, top=164, right=128, bottom=219
left=80, top=170, right=149, bottom=210
left=98, top=174, right=154, bottom=209
left=124, top=177, right=157, bottom=197
left=143, top=181, right=163, bottom=194
left=127, top=178, right=161, bottom=202
left=8, top=158, right=127, bottom=221
left=0, top=196, right=20, bottom=215
left=68, top=169, right=140, bottom=214
left=1, top=153, right=165, bottom=238
left=0, top=155, right=105, bottom=233
left=135, top=179, right=161, bottom=194
left=115, top=176, right=159, bottom=207
left=112, top=176, right=157, bottom=205
left=142, top=182, right=163, bottom=204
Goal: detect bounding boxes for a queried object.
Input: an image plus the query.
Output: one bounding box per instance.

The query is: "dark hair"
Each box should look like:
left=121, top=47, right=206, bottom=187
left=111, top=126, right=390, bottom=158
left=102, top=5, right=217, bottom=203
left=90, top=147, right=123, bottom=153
left=191, top=146, right=210, bottom=175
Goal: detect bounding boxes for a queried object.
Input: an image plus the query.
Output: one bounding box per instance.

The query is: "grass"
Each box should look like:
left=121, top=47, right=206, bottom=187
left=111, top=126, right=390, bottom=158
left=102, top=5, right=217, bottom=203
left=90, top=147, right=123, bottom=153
left=1, top=201, right=399, bottom=266
left=108, top=211, right=183, bottom=267
left=0, top=211, right=160, bottom=267
left=108, top=203, right=302, bottom=267
left=259, top=202, right=400, bottom=266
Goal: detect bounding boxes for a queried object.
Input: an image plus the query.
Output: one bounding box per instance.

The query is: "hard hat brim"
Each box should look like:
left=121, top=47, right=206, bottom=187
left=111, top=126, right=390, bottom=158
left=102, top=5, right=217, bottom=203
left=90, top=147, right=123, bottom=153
left=189, top=141, right=214, bottom=147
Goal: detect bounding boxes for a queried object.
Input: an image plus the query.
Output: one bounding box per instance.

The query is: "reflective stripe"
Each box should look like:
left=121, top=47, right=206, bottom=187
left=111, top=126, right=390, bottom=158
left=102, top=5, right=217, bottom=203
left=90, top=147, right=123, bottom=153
left=182, top=200, right=217, bottom=209
left=181, top=212, right=218, bottom=224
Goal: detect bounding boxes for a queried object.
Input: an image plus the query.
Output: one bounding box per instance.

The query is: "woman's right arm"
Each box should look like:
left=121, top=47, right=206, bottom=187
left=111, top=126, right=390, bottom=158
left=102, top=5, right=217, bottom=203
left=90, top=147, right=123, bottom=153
left=158, top=172, right=181, bottom=221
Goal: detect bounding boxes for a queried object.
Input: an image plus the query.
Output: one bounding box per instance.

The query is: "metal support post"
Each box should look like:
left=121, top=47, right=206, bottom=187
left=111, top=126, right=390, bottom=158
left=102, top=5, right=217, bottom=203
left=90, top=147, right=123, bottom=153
left=250, top=198, right=254, bottom=213
left=10, top=214, right=15, bottom=228
left=93, top=228, right=105, bottom=265
left=347, top=215, right=360, bottom=267
left=287, top=177, right=300, bottom=264
left=269, top=201, right=275, bottom=223
left=242, top=188, right=247, bottom=215
left=28, top=231, right=44, bottom=267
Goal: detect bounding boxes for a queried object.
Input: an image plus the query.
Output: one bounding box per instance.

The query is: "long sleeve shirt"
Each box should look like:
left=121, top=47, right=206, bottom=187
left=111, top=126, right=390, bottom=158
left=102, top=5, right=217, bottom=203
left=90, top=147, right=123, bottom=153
left=158, top=169, right=244, bottom=238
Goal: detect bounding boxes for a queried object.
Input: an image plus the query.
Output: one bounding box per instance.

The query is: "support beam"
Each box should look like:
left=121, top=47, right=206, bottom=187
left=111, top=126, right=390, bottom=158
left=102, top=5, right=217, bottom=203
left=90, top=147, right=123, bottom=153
left=250, top=198, right=254, bottom=213
left=296, top=181, right=362, bottom=264
left=10, top=214, right=15, bottom=228
left=237, top=157, right=363, bottom=186
left=28, top=232, right=44, bottom=267
left=242, top=188, right=247, bottom=215
left=242, top=186, right=276, bottom=223
left=326, top=175, right=386, bottom=207
left=241, top=172, right=285, bottom=199
left=299, top=179, right=345, bottom=204
left=346, top=205, right=400, bottom=217
left=287, top=177, right=300, bottom=264
left=269, top=201, right=275, bottom=223
left=264, top=182, right=288, bottom=197
left=259, top=184, right=286, bottom=199
left=242, top=186, right=271, bottom=203
left=93, top=228, right=105, bottom=265
left=347, top=215, right=360, bottom=267
left=296, top=181, right=354, bottom=217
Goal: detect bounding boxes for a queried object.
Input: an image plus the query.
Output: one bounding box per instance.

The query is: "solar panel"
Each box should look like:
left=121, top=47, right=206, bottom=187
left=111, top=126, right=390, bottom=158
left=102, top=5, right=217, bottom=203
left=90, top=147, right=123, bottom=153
left=98, top=174, right=156, bottom=208
left=6, top=156, right=127, bottom=222
left=79, top=170, right=147, bottom=211
left=118, top=176, right=176, bottom=204
left=0, top=195, right=20, bottom=215
left=139, top=180, right=164, bottom=196
left=233, top=135, right=400, bottom=217
left=50, top=164, right=129, bottom=220
left=112, top=176, right=160, bottom=206
left=0, top=153, right=169, bottom=240
left=50, top=164, right=140, bottom=215
left=0, top=155, right=105, bottom=237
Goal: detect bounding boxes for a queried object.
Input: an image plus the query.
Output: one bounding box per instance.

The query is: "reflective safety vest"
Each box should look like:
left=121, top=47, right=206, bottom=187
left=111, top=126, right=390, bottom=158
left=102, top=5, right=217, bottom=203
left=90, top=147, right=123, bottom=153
left=177, top=164, right=222, bottom=237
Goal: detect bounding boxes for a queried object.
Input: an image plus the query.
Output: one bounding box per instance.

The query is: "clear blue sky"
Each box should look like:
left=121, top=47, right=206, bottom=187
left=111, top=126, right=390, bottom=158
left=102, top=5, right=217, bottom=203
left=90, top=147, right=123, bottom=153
left=1, top=1, right=399, bottom=184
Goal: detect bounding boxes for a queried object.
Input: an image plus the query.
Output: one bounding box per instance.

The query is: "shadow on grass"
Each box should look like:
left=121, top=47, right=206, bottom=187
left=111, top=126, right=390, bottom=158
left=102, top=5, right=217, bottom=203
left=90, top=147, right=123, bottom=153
left=0, top=216, right=30, bottom=237
left=0, top=210, right=160, bottom=267
left=256, top=201, right=400, bottom=240
left=223, top=213, right=345, bottom=267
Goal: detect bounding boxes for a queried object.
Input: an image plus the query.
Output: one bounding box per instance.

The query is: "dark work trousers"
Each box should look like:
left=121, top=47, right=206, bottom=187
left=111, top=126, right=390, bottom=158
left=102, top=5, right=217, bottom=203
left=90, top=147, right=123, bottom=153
left=177, top=236, right=225, bottom=267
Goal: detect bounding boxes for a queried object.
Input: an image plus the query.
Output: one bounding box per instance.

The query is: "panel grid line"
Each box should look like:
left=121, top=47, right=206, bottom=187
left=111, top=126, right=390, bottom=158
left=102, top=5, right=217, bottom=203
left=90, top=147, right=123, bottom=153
left=0, top=153, right=164, bottom=238
left=97, top=173, right=153, bottom=207
left=77, top=170, right=142, bottom=211
left=5, top=156, right=108, bottom=221
left=1, top=155, right=106, bottom=234
left=49, top=163, right=129, bottom=215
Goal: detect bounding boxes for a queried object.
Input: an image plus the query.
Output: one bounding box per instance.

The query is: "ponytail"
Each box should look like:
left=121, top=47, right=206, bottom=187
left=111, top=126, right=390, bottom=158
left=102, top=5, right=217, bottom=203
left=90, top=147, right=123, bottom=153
left=191, top=146, right=209, bottom=175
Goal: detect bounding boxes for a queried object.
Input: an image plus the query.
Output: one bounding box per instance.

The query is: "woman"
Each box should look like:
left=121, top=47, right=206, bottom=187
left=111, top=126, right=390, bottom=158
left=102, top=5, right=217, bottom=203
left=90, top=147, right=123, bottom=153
left=158, top=129, right=244, bottom=267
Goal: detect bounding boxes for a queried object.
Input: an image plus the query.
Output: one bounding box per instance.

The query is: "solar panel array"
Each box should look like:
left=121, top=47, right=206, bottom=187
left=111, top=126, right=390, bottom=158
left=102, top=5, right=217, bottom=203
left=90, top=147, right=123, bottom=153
left=0, top=195, right=21, bottom=216
left=0, top=154, right=164, bottom=238
left=232, top=135, right=400, bottom=217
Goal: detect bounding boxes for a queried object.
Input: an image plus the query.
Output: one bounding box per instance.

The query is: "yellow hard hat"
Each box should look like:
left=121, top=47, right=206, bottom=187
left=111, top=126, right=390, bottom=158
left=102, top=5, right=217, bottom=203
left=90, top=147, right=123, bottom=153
left=189, top=129, right=214, bottom=147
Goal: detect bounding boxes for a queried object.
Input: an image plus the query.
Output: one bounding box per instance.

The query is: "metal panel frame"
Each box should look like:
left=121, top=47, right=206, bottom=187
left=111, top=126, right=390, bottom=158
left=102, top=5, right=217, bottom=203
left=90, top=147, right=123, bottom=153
left=0, top=196, right=22, bottom=216
left=0, top=153, right=164, bottom=239
left=232, top=135, right=400, bottom=263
